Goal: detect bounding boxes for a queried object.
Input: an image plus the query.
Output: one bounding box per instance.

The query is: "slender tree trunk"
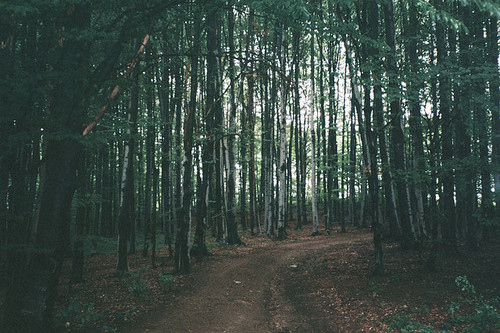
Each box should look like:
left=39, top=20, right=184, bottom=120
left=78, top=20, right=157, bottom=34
left=293, top=30, right=303, bottom=231
left=101, top=142, right=113, bottom=237
left=310, top=31, right=320, bottom=236
left=383, top=0, right=415, bottom=248
left=143, top=63, right=155, bottom=258
left=373, top=5, right=399, bottom=238
left=159, top=59, right=173, bottom=256
left=472, top=11, right=489, bottom=246
left=366, top=0, right=384, bottom=276
left=246, top=9, right=258, bottom=235
left=277, top=24, right=288, bottom=240
left=190, top=1, right=209, bottom=257
left=263, top=24, right=274, bottom=235
left=407, top=1, right=427, bottom=239
left=239, top=77, right=248, bottom=232
left=326, top=28, right=339, bottom=234
left=435, top=0, right=456, bottom=250
left=318, top=35, right=328, bottom=232
left=214, top=7, right=226, bottom=241
left=71, top=156, right=88, bottom=284
left=173, top=61, right=183, bottom=239
left=487, top=17, right=499, bottom=223
left=454, top=5, right=474, bottom=246
left=349, top=105, right=357, bottom=227
left=226, top=3, right=241, bottom=245
left=117, top=63, right=140, bottom=274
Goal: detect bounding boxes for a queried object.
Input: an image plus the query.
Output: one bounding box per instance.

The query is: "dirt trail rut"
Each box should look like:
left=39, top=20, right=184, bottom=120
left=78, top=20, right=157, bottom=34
left=130, top=232, right=371, bottom=333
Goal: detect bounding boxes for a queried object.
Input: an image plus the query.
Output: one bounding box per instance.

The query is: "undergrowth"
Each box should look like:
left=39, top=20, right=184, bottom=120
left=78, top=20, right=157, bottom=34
left=55, top=299, right=103, bottom=330
left=124, top=268, right=149, bottom=298
left=385, top=276, right=500, bottom=332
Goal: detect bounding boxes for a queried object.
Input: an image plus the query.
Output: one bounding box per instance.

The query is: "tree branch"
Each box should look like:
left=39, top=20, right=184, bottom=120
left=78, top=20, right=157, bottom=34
left=83, top=34, right=150, bottom=136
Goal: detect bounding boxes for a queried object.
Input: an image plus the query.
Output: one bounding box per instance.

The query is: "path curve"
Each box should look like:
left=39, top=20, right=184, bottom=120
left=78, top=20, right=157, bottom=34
left=130, top=232, right=371, bottom=333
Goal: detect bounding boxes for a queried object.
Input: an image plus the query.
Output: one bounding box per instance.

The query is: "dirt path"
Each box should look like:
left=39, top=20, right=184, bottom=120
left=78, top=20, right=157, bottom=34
left=129, top=232, right=371, bottom=333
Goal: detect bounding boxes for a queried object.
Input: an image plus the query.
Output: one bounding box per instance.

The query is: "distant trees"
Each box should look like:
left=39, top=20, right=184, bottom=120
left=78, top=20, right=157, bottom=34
left=1, top=0, right=499, bottom=330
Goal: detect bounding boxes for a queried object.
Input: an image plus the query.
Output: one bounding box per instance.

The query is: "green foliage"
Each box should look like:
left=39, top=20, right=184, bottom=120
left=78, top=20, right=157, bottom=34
left=369, top=280, right=384, bottom=296
left=82, top=235, right=117, bottom=255
left=455, top=275, right=476, bottom=295
left=448, top=302, right=460, bottom=314
left=247, top=0, right=311, bottom=26
left=385, top=311, right=436, bottom=333
left=449, top=276, right=500, bottom=333
left=124, top=268, right=149, bottom=298
left=113, top=310, right=136, bottom=323
left=55, top=299, right=103, bottom=329
left=416, top=0, right=469, bottom=32
left=457, top=0, right=500, bottom=18
left=158, top=273, right=179, bottom=291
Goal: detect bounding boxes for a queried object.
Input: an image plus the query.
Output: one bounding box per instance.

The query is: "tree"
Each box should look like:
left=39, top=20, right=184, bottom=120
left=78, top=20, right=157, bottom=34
left=116, top=63, right=140, bottom=274
left=226, top=3, right=242, bottom=245
left=2, top=3, right=91, bottom=330
left=277, top=23, right=288, bottom=240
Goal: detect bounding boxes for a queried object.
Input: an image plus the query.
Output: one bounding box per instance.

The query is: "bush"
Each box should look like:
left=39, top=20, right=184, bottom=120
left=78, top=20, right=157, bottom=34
left=449, top=276, right=500, bottom=333
left=158, top=273, right=179, bottom=291
left=385, top=311, right=435, bottom=333
left=124, top=269, right=149, bottom=298
left=55, top=299, right=103, bottom=329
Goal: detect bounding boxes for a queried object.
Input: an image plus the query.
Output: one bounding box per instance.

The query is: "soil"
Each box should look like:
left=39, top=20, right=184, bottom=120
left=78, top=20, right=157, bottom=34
left=55, top=223, right=500, bottom=332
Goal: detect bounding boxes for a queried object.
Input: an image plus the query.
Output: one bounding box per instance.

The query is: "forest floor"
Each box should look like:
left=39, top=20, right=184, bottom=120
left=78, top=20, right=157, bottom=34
left=54, top=222, right=500, bottom=332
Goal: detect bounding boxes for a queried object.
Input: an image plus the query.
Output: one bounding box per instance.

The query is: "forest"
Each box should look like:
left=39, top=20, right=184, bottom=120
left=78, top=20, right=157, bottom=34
left=0, top=0, right=499, bottom=331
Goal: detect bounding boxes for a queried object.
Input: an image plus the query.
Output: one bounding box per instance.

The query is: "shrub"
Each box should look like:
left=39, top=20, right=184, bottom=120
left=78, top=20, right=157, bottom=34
left=124, top=268, right=149, bottom=298
left=385, top=311, right=435, bottom=333
left=158, top=273, right=179, bottom=291
left=449, top=276, right=500, bottom=333
left=55, top=299, right=103, bottom=329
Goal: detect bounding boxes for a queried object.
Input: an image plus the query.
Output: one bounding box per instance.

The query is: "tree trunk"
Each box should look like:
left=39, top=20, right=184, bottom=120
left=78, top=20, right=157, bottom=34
left=407, top=0, right=427, bottom=239
left=2, top=4, right=90, bottom=330
left=349, top=105, right=358, bottom=227
left=190, top=1, right=209, bottom=258
left=143, top=62, right=156, bottom=258
left=383, top=0, right=415, bottom=248
left=277, top=24, right=288, bottom=240
left=366, top=0, right=384, bottom=276
left=293, top=29, right=303, bottom=231
left=72, top=156, right=89, bottom=284
left=117, top=62, right=140, bottom=274
left=214, top=8, right=226, bottom=241
left=310, top=31, right=320, bottom=236
left=487, top=17, right=499, bottom=223
left=159, top=56, right=173, bottom=256
left=226, top=3, right=242, bottom=245
left=435, top=0, right=456, bottom=250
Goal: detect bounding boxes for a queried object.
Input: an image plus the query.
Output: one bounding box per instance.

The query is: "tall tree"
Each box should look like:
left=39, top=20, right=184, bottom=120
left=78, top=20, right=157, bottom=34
left=116, top=59, right=141, bottom=274
left=406, top=0, right=427, bottom=238
left=487, top=16, right=499, bottom=217
left=435, top=0, right=456, bottom=250
left=226, top=3, right=242, bottom=245
left=3, top=3, right=91, bottom=330
left=383, top=0, right=414, bottom=245
left=277, top=23, right=288, bottom=240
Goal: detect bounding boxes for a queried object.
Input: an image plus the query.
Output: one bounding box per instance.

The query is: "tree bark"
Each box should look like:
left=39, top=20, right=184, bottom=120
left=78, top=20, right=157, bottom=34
left=2, top=4, right=90, bottom=330
left=310, top=30, right=320, bottom=236
left=226, top=3, right=242, bottom=245
left=117, top=61, right=140, bottom=274
left=277, top=24, right=288, bottom=240
left=293, top=29, right=303, bottom=231
left=487, top=17, right=499, bottom=221
left=383, top=0, right=414, bottom=247
left=435, top=0, right=456, bottom=250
